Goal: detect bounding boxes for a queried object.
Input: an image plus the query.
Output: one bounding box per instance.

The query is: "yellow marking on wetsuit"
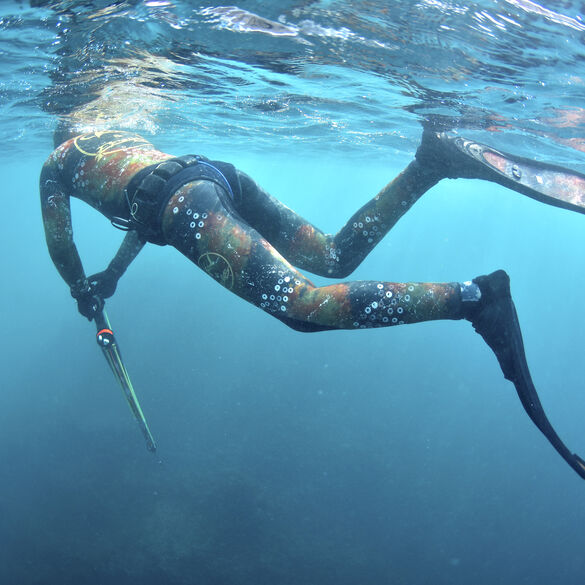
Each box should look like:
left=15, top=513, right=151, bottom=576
left=198, top=252, right=235, bottom=290
left=73, top=131, right=152, bottom=159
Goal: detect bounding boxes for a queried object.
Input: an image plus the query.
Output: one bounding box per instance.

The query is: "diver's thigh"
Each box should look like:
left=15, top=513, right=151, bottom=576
left=163, top=180, right=314, bottom=311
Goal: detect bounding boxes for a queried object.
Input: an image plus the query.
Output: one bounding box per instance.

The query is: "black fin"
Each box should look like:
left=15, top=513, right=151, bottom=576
left=470, top=270, right=585, bottom=480
left=416, top=130, right=585, bottom=214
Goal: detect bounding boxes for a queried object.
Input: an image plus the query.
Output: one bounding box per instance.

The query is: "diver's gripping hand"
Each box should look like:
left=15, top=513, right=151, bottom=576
left=87, top=269, right=119, bottom=300
left=70, top=280, right=104, bottom=321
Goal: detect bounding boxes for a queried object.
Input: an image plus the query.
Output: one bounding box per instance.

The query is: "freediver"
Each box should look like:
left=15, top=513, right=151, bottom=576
left=40, top=124, right=585, bottom=478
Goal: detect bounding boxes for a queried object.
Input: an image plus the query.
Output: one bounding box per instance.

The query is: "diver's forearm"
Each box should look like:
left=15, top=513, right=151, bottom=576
left=107, top=230, right=146, bottom=277
left=40, top=177, right=87, bottom=289
left=48, top=241, right=87, bottom=291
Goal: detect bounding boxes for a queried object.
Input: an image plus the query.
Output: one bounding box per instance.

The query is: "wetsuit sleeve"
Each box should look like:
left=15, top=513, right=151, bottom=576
left=107, top=230, right=146, bottom=278
left=40, top=165, right=87, bottom=292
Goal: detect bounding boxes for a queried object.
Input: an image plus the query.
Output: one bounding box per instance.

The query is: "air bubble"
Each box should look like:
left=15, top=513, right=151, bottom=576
left=190, top=221, right=196, bottom=228
left=173, top=206, right=179, bottom=214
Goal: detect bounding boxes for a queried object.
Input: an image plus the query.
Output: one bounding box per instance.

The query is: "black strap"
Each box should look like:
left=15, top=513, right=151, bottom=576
left=164, top=158, right=236, bottom=203
left=125, top=155, right=240, bottom=245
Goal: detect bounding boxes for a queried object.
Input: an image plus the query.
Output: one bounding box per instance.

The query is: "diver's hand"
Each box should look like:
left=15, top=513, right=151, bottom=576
left=87, top=269, right=119, bottom=300
left=70, top=280, right=104, bottom=321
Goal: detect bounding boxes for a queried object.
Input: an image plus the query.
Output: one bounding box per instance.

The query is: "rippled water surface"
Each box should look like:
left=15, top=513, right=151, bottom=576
left=2, top=0, right=585, bottom=164
left=3, top=3, right=585, bottom=585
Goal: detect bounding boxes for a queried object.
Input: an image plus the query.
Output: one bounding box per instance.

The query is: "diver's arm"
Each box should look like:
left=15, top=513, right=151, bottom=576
left=40, top=175, right=87, bottom=293
left=40, top=174, right=104, bottom=319
left=107, top=230, right=147, bottom=279
left=86, top=230, right=147, bottom=300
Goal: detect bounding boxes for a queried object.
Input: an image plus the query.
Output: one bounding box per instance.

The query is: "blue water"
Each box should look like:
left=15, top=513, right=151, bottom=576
left=2, top=1, right=585, bottom=584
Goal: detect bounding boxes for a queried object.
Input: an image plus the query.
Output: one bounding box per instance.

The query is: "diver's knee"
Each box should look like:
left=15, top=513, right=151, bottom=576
left=323, top=261, right=355, bottom=279
left=276, top=313, right=335, bottom=332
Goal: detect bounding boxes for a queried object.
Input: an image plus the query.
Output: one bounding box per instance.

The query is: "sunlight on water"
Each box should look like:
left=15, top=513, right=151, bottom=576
left=1, top=0, right=584, bottom=166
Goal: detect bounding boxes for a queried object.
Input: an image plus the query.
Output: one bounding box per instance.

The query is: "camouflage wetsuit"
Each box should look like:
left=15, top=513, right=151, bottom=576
left=40, top=130, right=585, bottom=479
left=41, top=130, right=464, bottom=332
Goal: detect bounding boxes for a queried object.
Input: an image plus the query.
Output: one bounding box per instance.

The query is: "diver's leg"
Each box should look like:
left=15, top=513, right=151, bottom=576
left=236, top=160, right=441, bottom=279
left=415, top=128, right=585, bottom=214
left=162, top=179, right=463, bottom=331
left=162, top=180, right=585, bottom=478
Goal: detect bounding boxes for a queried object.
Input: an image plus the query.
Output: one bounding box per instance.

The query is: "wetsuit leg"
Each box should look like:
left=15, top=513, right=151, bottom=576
left=162, top=180, right=462, bottom=332
left=161, top=178, right=585, bottom=480
left=235, top=160, right=441, bottom=278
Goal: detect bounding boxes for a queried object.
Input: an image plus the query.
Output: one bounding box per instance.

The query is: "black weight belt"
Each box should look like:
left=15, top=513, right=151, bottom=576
left=122, top=155, right=240, bottom=245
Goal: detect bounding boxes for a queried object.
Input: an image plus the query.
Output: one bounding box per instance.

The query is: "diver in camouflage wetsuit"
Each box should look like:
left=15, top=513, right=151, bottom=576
left=40, top=127, right=585, bottom=478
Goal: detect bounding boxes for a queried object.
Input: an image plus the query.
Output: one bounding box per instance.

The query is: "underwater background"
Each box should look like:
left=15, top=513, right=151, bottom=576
left=2, top=1, right=585, bottom=584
